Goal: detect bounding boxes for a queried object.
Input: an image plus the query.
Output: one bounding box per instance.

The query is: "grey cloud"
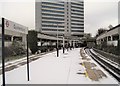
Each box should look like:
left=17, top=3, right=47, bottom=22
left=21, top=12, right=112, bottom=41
left=0, top=0, right=118, bottom=37
left=1, top=2, right=35, bottom=29
left=85, top=1, right=118, bottom=36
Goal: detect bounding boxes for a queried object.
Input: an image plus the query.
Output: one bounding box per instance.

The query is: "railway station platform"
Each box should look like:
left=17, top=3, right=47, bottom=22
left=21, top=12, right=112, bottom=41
left=0, top=48, right=119, bottom=85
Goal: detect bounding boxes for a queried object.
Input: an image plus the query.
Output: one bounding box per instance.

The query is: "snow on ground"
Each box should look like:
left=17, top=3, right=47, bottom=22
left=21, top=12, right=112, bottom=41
left=90, top=49, right=120, bottom=69
left=84, top=49, right=119, bottom=84
left=0, top=48, right=119, bottom=85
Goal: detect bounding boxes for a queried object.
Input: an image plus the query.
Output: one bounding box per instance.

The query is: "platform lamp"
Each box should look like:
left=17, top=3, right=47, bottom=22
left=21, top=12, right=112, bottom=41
left=63, top=35, right=65, bottom=53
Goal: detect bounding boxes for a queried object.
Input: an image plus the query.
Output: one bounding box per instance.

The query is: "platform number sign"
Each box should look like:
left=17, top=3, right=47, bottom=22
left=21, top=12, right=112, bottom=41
left=0, top=18, right=29, bottom=86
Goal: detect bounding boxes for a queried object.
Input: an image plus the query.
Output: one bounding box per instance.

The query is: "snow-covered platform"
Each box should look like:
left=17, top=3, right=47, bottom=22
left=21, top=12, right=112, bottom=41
left=0, top=48, right=119, bottom=85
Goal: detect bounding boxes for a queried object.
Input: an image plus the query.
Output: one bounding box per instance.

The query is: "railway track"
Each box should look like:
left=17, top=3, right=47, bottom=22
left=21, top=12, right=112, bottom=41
left=85, top=48, right=120, bottom=82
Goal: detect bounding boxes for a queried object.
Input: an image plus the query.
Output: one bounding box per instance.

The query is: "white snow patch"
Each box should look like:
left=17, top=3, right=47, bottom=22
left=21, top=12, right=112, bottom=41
left=0, top=48, right=119, bottom=85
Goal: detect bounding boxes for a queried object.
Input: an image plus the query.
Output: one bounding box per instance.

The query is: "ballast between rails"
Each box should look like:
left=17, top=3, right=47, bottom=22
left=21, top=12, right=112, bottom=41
left=85, top=48, right=120, bottom=82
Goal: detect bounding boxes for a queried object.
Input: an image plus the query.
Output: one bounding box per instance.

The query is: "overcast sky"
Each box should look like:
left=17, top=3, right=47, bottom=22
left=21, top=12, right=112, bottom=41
left=0, top=0, right=119, bottom=36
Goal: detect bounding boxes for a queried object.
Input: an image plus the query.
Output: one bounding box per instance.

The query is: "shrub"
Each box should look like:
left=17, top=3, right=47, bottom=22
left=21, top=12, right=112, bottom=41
left=12, top=41, right=26, bottom=55
left=28, top=30, right=38, bottom=54
left=4, top=47, right=14, bottom=57
left=101, top=41, right=107, bottom=51
left=5, top=41, right=26, bottom=57
left=95, top=40, right=120, bottom=56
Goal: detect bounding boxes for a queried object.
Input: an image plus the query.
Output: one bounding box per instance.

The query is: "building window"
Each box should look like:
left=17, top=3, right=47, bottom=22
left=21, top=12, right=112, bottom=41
left=101, top=39, right=103, bottom=42
left=42, top=13, right=64, bottom=17
left=71, top=16, right=84, bottom=19
left=4, top=35, right=12, bottom=41
left=42, top=24, right=64, bottom=28
left=71, top=30, right=84, bottom=32
left=71, top=9, right=84, bottom=13
left=71, top=26, right=84, bottom=29
left=112, top=35, right=119, bottom=41
left=71, top=13, right=84, bottom=16
left=42, top=9, right=64, bottom=14
left=108, top=36, right=111, bottom=41
left=71, top=19, right=84, bottom=22
left=103, top=37, right=107, bottom=42
left=42, top=17, right=64, bottom=21
left=42, top=29, right=64, bottom=31
left=71, top=2, right=84, bottom=6
left=42, top=2, right=64, bottom=7
left=42, top=5, right=64, bottom=10
left=71, top=23, right=84, bottom=26
left=42, top=21, right=64, bottom=24
left=13, top=36, right=22, bottom=42
left=71, top=5, right=84, bottom=10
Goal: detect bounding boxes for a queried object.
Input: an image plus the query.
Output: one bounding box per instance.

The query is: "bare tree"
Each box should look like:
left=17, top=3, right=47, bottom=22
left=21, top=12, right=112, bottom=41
left=95, top=28, right=108, bottom=37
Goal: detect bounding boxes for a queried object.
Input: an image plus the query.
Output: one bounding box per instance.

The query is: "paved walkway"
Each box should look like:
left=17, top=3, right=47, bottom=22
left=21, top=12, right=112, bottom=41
left=0, top=48, right=118, bottom=85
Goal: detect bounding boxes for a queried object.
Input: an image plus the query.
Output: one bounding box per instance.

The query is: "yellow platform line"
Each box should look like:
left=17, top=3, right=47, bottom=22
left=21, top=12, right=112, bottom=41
left=85, top=71, right=88, bottom=77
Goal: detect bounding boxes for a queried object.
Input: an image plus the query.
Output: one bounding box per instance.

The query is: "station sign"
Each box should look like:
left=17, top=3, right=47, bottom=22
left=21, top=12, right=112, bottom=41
left=0, top=18, right=30, bottom=86
left=4, top=19, right=28, bottom=34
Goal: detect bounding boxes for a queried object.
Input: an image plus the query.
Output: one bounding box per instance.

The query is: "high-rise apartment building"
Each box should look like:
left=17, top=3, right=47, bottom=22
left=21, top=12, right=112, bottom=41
left=35, top=0, right=84, bottom=37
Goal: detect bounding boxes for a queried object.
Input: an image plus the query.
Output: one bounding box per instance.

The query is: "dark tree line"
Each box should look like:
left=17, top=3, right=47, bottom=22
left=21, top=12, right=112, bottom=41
left=28, top=30, right=38, bottom=54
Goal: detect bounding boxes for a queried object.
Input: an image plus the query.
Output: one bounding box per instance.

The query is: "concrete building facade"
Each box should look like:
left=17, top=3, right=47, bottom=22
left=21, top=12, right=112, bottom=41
left=0, top=18, right=28, bottom=47
left=35, top=0, right=84, bottom=37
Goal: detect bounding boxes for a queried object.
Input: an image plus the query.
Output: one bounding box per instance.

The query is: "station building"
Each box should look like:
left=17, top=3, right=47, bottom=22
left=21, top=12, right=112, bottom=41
left=96, top=24, right=120, bottom=46
left=0, top=18, right=28, bottom=47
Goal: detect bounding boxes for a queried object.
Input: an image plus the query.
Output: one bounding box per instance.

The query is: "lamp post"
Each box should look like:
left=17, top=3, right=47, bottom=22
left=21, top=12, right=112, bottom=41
left=55, top=23, right=64, bottom=57
left=27, top=34, right=30, bottom=81
left=57, top=24, right=59, bottom=57
left=67, top=37, right=69, bottom=51
left=63, top=35, right=65, bottom=53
